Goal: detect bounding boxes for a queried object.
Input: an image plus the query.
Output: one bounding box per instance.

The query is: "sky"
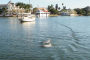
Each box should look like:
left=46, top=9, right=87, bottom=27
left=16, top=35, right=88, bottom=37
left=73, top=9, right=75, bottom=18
left=0, top=0, right=90, bottom=9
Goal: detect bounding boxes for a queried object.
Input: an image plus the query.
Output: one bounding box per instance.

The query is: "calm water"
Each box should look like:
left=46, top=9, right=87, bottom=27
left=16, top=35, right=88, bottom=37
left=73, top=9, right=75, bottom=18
left=0, top=16, right=90, bottom=60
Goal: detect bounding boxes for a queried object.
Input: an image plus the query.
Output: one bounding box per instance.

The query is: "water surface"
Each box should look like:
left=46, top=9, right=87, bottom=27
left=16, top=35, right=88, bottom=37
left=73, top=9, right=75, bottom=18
left=0, top=16, right=90, bottom=60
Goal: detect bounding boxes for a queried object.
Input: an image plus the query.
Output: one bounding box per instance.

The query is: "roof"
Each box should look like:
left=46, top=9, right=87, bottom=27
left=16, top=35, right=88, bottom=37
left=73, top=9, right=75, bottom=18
left=8, top=0, right=13, bottom=4
left=0, top=0, right=14, bottom=7
left=38, top=7, right=48, bottom=12
left=38, top=7, right=45, bottom=10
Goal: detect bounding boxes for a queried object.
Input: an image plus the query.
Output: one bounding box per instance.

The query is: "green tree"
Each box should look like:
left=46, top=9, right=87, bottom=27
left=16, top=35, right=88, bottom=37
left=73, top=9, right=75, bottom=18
left=55, top=4, right=58, bottom=11
left=48, top=4, right=59, bottom=14
left=85, top=6, right=90, bottom=15
left=48, top=4, right=54, bottom=11
left=58, top=7, right=60, bottom=10
left=33, top=7, right=38, bottom=14
left=16, top=2, right=32, bottom=13
left=49, top=8, right=59, bottom=14
left=62, top=3, right=64, bottom=9
left=74, top=6, right=90, bottom=16
left=2, top=7, right=7, bottom=15
left=74, top=8, right=82, bottom=14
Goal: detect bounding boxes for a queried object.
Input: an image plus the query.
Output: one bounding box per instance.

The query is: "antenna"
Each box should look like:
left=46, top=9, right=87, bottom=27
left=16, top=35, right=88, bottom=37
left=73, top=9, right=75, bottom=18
left=37, top=4, right=39, bottom=8
left=29, top=0, right=30, bottom=5
left=29, top=0, right=31, bottom=13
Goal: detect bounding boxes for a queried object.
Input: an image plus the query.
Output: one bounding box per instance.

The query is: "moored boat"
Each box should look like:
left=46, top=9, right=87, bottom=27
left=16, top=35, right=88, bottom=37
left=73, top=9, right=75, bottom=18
left=18, top=0, right=36, bottom=22
left=18, top=13, right=36, bottom=22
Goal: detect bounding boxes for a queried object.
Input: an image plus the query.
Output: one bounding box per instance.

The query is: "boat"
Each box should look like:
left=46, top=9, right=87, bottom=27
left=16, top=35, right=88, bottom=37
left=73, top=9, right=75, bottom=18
left=5, top=14, right=13, bottom=17
left=18, top=13, right=36, bottom=22
left=18, top=0, right=36, bottom=22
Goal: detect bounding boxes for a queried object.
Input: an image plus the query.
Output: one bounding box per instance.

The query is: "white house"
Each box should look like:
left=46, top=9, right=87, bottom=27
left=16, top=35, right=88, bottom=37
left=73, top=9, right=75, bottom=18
left=36, top=7, right=50, bottom=17
left=60, top=9, right=77, bottom=16
left=0, top=0, right=25, bottom=16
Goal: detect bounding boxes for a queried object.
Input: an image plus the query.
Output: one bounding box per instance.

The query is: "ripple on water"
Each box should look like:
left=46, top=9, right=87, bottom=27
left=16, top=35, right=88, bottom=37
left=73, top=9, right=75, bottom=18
left=0, top=17, right=90, bottom=60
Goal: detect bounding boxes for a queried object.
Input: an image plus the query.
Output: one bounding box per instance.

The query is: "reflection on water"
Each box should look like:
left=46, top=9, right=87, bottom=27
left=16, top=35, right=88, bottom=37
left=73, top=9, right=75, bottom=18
left=19, top=21, right=36, bottom=30
left=0, top=16, right=90, bottom=60
left=20, top=21, right=35, bottom=25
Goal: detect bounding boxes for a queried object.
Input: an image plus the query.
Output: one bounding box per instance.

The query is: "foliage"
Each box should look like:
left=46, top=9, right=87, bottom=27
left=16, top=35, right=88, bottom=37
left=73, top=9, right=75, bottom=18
left=49, top=8, right=59, bottom=14
left=16, top=2, right=32, bottom=13
left=48, top=4, right=59, bottom=14
left=0, top=10, right=2, bottom=14
left=62, top=3, right=64, bottom=6
left=58, top=7, right=60, bottom=10
left=33, top=7, right=38, bottom=14
left=48, top=4, right=54, bottom=11
left=74, top=6, right=90, bottom=16
left=2, top=7, right=7, bottom=15
left=2, top=7, right=7, bottom=12
left=55, top=4, right=58, bottom=11
left=74, top=8, right=83, bottom=14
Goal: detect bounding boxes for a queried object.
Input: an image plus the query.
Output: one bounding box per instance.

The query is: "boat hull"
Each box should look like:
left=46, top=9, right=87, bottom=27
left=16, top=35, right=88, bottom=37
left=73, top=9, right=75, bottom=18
left=19, top=18, right=35, bottom=22
left=18, top=13, right=36, bottom=22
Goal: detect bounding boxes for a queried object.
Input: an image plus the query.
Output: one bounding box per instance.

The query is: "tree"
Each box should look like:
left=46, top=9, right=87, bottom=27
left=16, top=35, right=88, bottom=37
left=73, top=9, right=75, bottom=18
left=2, top=7, right=7, bottom=15
left=62, top=3, right=64, bottom=6
left=62, top=3, right=64, bottom=9
left=55, top=4, right=58, bottom=11
left=74, top=8, right=82, bottom=14
left=16, top=2, right=32, bottom=13
left=48, top=4, right=54, bottom=11
left=58, top=7, right=60, bottom=11
left=85, top=6, right=90, bottom=15
left=49, top=8, right=59, bottom=14
left=33, top=7, right=38, bottom=14
left=48, top=4, right=59, bottom=14
left=74, top=6, right=90, bottom=15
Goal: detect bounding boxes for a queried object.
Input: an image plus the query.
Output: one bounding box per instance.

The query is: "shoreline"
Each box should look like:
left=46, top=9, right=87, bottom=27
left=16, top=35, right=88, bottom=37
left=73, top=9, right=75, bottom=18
left=0, top=14, right=89, bottom=17
left=49, top=14, right=60, bottom=17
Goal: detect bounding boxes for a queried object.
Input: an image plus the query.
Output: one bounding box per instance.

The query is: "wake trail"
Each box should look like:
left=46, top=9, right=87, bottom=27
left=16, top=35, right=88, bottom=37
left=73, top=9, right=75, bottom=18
left=54, top=21, right=79, bottom=41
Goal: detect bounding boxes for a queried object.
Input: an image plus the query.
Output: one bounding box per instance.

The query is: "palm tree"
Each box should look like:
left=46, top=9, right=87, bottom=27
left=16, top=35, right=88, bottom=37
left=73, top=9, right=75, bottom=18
left=48, top=4, right=54, bottom=11
left=55, top=4, right=58, bottom=11
left=62, top=3, right=64, bottom=9
left=58, top=7, right=60, bottom=11
left=62, top=3, right=64, bottom=6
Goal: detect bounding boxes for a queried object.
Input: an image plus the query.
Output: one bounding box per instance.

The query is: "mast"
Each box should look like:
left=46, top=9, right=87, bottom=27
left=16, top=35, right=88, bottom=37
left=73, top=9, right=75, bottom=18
left=29, top=0, right=31, bottom=13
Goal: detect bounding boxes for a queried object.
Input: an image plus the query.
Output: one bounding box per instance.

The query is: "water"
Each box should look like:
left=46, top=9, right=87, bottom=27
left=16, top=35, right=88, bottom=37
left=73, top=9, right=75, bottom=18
left=0, top=16, right=90, bottom=60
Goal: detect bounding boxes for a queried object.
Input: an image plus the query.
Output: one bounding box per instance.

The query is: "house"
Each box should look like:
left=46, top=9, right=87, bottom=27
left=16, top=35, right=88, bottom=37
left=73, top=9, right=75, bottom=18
left=36, top=7, right=50, bottom=17
left=60, top=9, right=77, bottom=16
left=0, top=0, right=25, bottom=16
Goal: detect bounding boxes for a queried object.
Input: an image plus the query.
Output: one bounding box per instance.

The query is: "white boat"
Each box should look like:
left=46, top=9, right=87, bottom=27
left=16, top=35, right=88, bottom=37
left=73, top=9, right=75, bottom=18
left=5, top=14, right=13, bottom=17
left=18, top=13, right=36, bottom=22
left=18, top=0, right=36, bottom=22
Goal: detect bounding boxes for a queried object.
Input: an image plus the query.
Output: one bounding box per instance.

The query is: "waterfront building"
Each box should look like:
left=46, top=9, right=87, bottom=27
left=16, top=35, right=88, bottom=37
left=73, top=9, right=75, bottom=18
left=60, top=9, right=77, bottom=16
left=0, top=0, right=25, bottom=16
left=36, top=7, right=50, bottom=17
